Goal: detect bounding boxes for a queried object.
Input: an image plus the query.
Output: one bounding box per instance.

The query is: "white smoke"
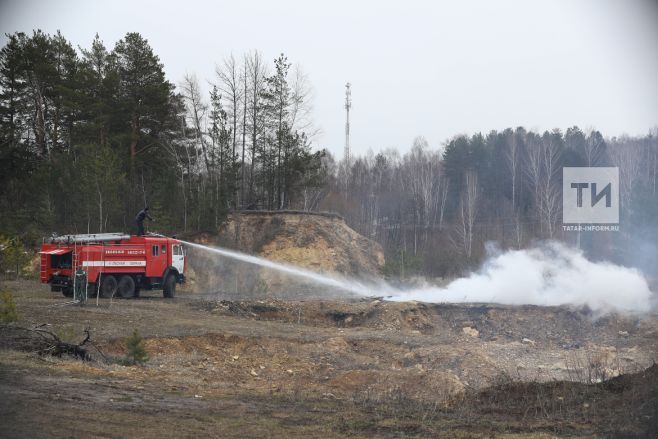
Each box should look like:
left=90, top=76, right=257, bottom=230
left=183, top=239, right=652, bottom=314
left=386, top=241, right=653, bottom=314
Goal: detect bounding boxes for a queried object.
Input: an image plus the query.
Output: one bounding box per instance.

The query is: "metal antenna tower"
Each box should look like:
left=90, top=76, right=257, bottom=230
left=344, top=82, right=351, bottom=164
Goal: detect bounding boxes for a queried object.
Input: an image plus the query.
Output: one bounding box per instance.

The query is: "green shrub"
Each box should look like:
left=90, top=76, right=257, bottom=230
left=123, top=329, right=149, bottom=366
left=0, top=236, right=33, bottom=279
left=0, top=290, right=18, bottom=323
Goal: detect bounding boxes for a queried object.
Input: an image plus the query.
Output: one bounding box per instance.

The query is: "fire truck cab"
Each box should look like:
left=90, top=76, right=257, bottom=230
left=40, top=233, right=186, bottom=299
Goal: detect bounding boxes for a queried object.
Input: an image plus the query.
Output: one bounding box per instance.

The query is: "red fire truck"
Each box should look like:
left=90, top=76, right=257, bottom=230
left=40, top=233, right=186, bottom=299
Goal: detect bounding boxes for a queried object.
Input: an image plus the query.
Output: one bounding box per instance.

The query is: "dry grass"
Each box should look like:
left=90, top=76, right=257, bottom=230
left=1, top=279, right=657, bottom=437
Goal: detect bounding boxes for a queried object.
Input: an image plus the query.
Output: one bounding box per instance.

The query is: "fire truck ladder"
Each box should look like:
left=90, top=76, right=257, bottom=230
left=51, top=233, right=131, bottom=244
left=39, top=252, right=48, bottom=282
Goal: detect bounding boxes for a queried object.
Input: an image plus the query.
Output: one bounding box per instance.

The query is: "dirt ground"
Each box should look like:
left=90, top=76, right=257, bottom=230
left=1, top=279, right=657, bottom=438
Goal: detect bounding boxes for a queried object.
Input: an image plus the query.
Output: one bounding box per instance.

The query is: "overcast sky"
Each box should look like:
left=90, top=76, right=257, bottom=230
left=1, top=0, right=657, bottom=158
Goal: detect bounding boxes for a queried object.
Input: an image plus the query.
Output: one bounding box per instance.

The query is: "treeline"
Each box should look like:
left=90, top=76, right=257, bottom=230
left=0, top=30, right=326, bottom=240
left=322, top=128, right=658, bottom=277
left=2, top=30, right=658, bottom=279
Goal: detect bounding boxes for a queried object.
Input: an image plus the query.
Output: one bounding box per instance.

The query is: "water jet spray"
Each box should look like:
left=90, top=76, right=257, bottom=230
left=180, top=240, right=376, bottom=296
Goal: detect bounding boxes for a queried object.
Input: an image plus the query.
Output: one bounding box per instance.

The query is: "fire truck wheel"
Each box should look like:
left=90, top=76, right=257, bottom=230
left=163, top=274, right=177, bottom=298
left=100, top=275, right=118, bottom=298
left=62, top=287, right=73, bottom=298
left=117, top=275, right=136, bottom=298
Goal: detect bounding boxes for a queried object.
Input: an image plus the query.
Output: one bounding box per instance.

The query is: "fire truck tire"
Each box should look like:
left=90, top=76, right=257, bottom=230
left=62, top=287, right=73, bottom=298
left=163, top=274, right=177, bottom=298
left=117, top=275, right=136, bottom=298
left=100, top=275, right=118, bottom=298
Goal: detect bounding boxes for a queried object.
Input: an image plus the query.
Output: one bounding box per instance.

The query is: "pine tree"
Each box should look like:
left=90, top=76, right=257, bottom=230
left=0, top=32, right=28, bottom=148
left=262, top=54, right=291, bottom=208
left=209, top=85, right=235, bottom=224
left=0, top=33, right=35, bottom=232
left=113, top=33, right=172, bottom=163
left=124, top=329, right=149, bottom=365
left=113, top=32, right=175, bottom=215
left=48, top=31, right=78, bottom=153
left=79, top=34, right=119, bottom=147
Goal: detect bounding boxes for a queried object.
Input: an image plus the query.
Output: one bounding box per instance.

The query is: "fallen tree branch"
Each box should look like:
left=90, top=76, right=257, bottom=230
left=0, top=324, right=100, bottom=361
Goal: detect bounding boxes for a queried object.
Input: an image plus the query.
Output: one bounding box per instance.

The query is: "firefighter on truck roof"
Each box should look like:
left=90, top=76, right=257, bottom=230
left=135, top=207, right=155, bottom=236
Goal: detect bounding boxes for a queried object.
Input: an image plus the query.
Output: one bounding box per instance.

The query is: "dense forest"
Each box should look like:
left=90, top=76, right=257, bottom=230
left=0, top=30, right=325, bottom=238
left=1, top=30, right=657, bottom=278
left=325, top=130, right=658, bottom=277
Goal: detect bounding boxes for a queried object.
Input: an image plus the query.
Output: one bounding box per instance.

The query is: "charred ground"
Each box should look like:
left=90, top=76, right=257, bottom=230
left=1, top=279, right=657, bottom=438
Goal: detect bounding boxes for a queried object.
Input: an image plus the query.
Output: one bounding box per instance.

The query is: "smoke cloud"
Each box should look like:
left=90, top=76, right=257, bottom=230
left=387, top=241, right=653, bottom=314
left=184, top=239, right=653, bottom=314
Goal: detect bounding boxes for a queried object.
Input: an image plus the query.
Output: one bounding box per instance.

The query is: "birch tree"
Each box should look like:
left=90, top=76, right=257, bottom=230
left=457, top=171, right=478, bottom=258
left=216, top=54, right=243, bottom=206
left=539, top=133, right=562, bottom=238
left=245, top=51, right=267, bottom=205
left=505, top=130, right=519, bottom=209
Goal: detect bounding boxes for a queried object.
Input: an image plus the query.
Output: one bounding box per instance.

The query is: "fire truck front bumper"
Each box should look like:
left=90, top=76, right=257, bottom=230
left=49, top=275, right=71, bottom=291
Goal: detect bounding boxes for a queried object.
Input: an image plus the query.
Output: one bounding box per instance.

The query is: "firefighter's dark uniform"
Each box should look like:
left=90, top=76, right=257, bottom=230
left=135, top=208, right=153, bottom=236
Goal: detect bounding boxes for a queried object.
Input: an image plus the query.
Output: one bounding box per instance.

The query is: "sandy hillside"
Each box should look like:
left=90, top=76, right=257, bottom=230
left=184, top=211, right=385, bottom=299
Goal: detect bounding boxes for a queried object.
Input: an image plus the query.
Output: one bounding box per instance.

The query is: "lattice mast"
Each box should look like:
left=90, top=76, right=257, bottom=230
left=344, top=82, right=351, bottom=164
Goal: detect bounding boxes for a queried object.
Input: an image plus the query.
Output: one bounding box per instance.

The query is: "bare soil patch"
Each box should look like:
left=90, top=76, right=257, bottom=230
left=1, top=279, right=657, bottom=437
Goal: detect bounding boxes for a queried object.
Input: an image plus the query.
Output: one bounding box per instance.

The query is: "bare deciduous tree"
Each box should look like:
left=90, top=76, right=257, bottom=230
left=288, top=65, right=318, bottom=140
left=216, top=54, right=243, bottom=206
left=245, top=51, right=267, bottom=205
left=525, top=135, right=542, bottom=231
left=539, top=134, right=562, bottom=238
left=457, top=171, right=478, bottom=258
left=583, top=129, right=606, bottom=166
left=181, top=74, right=210, bottom=173
left=505, top=132, right=519, bottom=209
left=608, top=136, right=643, bottom=216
